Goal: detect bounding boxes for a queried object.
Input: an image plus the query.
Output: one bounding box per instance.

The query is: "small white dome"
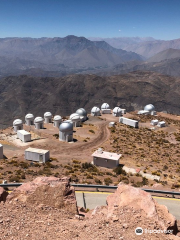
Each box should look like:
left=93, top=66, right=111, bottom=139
left=76, top=108, right=87, bottom=117
left=59, top=121, right=73, bottom=132
left=25, top=113, right=34, bottom=120
left=113, top=107, right=121, bottom=113
left=34, top=117, right=44, bottom=123
left=144, top=104, right=155, bottom=112
left=44, top=112, right=52, bottom=118
left=70, top=113, right=80, bottom=121
left=13, top=119, right=23, bottom=126
left=91, top=106, right=100, bottom=113
left=54, top=115, right=62, bottom=121
left=101, top=103, right=110, bottom=109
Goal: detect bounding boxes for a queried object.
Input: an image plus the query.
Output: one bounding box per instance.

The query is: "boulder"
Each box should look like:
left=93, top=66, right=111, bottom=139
left=106, top=184, right=178, bottom=234
left=7, top=176, right=78, bottom=216
left=0, top=186, right=8, bottom=202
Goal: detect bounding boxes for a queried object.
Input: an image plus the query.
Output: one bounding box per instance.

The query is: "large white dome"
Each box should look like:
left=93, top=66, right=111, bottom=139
left=59, top=121, right=73, bottom=132
left=34, top=117, right=44, bottom=123
left=13, top=119, right=23, bottom=126
left=76, top=108, right=87, bottom=117
left=144, top=104, right=155, bottom=112
left=25, top=113, right=34, bottom=120
left=101, top=103, right=110, bottom=109
left=44, top=112, right=52, bottom=118
left=91, top=106, right=100, bottom=113
left=54, top=115, right=62, bottom=121
left=113, top=107, right=121, bottom=113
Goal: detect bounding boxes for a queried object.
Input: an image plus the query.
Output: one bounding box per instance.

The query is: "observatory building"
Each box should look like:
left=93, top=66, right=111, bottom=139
left=157, top=121, right=166, bottom=128
left=25, top=113, right=34, bottom=126
left=34, top=117, right=44, bottom=129
left=144, top=104, right=156, bottom=115
left=44, top=112, right=52, bottom=123
left=69, top=113, right=81, bottom=127
left=53, top=115, right=62, bottom=128
left=92, top=148, right=121, bottom=168
left=113, top=107, right=122, bottom=117
left=119, top=117, right=139, bottom=128
left=59, top=120, right=73, bottom=142
left=101, top=103, right=111, bottom=114
left=91, top=106, right=101, bottom=116
left=151, top=119, right=159, bottom=126
left=0, top=144, right=3, bottom=159
left=13, top=119, right=23, bottom=132
left=25, top=147, right=49, bottom=163
left=17, top=130, right=31, bottom=143
left=76, top=108, right=87, bottom=121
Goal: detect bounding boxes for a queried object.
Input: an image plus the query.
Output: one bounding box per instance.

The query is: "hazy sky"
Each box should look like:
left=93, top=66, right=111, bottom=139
left=0, top=0, right=180, bottom=40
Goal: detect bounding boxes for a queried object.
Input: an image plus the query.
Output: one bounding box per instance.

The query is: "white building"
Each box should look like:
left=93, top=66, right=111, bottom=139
left=0, top=144, right=3, bottom=159
left=25, top=113, right=34, bottom=126
left=25, top=147, right=49, bottom=163
left=53, top=115, right=62, bottom=128
left=76, top=108, right=87, bottom=121
left=101, top=103, right=111, bottom=114
left=59, top=120, right=73, bottom=142
left=92, top=148, right=121, bottom=168
left=109, top=122, right=115, bottom=127
left=13, top=119, right=23, bottom=132
left=113, top=107, right=122, bottom=117
left=69, top=113, right=81, bottom=127
left=157, top=121, right=166, bottom=128
left=34, top=117, right=44, bottom=129
left=151, top=119, right=159, bottom=126
left=91, top=106, right=101, bottom=116
left=138, top=110, right=150, bottom=115
left=119, top=117, right=139, bottom=128
left=44, top=112, right=52, bottom=123
left=17, top=130, right=31, bottom=142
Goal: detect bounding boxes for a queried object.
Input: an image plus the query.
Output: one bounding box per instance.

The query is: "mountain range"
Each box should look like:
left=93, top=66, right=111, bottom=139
left=0, top=71, right=180, bottom=129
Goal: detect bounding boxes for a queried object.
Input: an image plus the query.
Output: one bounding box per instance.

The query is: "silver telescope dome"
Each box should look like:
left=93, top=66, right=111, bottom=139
left=54, top=115, right=62, bottom=121
left=101, top=103, right=110, bottom=109
left=25, top=113, right=34, bottom=120
left=144, top=104, right=155, bottom=112
left=91, top=106, right=100, bottom=112
left=76, top=108, right=87, bottom=117
left=44, top=112, right=52, bottom=118
left=34, top=117, right=44, bottom=123
left=59, top=121, right=73, bottom=132
left=113, top=107, right=121, bottom=113
left=13, top=119, right=23, bottom=126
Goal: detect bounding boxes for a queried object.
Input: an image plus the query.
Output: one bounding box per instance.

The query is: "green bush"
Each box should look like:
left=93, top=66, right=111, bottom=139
left=104, top=177, right=113, bottom=186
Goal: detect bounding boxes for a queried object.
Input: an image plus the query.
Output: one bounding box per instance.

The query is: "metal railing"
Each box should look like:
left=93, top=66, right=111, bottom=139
left=0, top=183, right=180, bottom=198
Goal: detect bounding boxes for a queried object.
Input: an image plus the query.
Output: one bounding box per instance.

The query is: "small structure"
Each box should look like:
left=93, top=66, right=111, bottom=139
left=157, top=121, right=166, bottom=128
left=121, top=109, right=126, bottom=114
left=138, top=110, right=150, bottom=115
left=25, top=147, right=49, bottom=163
left=44, top=112, right=52, bottom=123
left=92, top=148, right=121, bottom=168
left=53, top=115, right=62, bottom=128
left=59, top=120, right=73, bottom=142
left=119, top=117, right=138, bottom=128
left=113, top=107, right=122, bottom=117
left=151, top=111, right=157, bottom=116
left=151, top=119, right=159, bottom=126
left=0, top=144, right=3, bottom=159
left=13, top=119, right=23, bottom=132
left=25, top=113, right=34, bottom=126
left=17, top=130, right=31, bottom=142
left=109, top=122, right=115, bottom=127
left=34, top=117, right=44, bottom=129
left=76, top=108, right=87, bottom=121
left=101, top=103, right=111, bottom=114
left=69, top=113, right=81, bottom=127
left=91, top=106, right=101, bottom=116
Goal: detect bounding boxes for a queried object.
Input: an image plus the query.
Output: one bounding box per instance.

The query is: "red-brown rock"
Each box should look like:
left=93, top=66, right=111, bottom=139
left=7, top=176, right=78, bottom=216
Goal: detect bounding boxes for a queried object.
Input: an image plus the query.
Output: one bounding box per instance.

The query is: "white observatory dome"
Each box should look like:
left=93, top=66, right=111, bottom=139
left=144, top=104, right=155, bottom=112
left=13, top=119, right=23, bottom=126
left=25, top=113, right=34, bottom=120
left=101, top=103, right=110, bottom=109
left=76, top=108, right=87, bottom=117
left=91, top=106, right=100, bottom=113
left=34, top=117, right=44, bottom=123
left=113, top=107, right=121, bottom=113
left=54, top=115, right=62, bottom=121
left=59, top=121, right=73, bottom=132
left=44, top=112, right=52, bottom=118
left=70, top=113, right=80, bottom=122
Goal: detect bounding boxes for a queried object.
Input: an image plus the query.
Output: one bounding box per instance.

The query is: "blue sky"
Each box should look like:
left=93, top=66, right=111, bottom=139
left=0, top=0, right=180, bottom=40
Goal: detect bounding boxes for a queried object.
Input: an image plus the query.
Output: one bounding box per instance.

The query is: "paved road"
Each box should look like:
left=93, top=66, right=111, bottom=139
left=75, top=191, right=180, bottom=220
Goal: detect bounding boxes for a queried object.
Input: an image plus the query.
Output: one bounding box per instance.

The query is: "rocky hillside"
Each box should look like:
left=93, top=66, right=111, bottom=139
left=0, top=71, right=180, bottom=128
left=0, top=177, right=179, bottom=239
left=147, top=49, right=180, bottom=62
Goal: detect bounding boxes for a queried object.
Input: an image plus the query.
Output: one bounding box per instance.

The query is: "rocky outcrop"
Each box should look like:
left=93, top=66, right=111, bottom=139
left=7, top=176, right=78, bottom=216
left=0, top=186, right=8, bottom=202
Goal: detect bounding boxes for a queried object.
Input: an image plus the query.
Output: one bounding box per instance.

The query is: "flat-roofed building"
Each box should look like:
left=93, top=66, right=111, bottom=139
left=151, top=119, right=159, bottom=126
left=157, top=121, right=166, bottom=128
left=92, top=148, right=121, bottom=168
left=119, top=117, right=139, bottom=128
left=17, top=130, right=31, bottom=142
left=25, top=147, right=49, bottom=163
